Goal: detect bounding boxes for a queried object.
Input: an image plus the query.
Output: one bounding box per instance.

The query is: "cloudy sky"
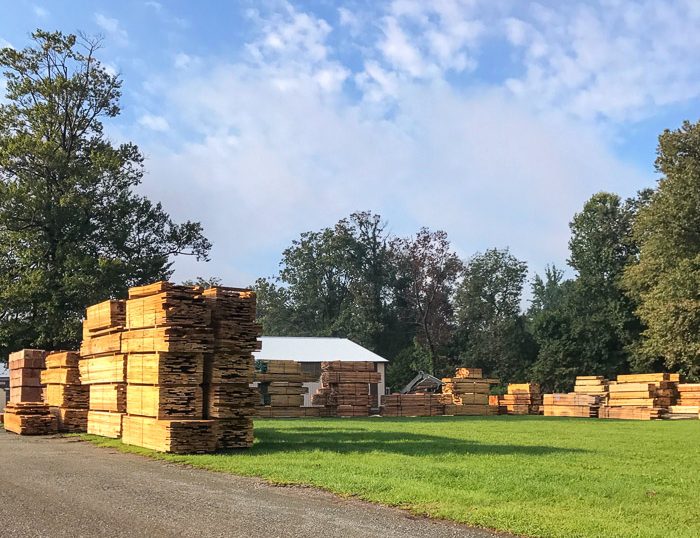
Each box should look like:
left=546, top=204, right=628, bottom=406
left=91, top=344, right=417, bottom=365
left=2, top=0, right=699, bottom=286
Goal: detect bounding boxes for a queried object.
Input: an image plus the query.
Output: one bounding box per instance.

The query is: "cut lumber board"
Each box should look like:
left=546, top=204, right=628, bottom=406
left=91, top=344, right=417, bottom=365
left=126, top=353, right=203, bottom=385
left=79, top=355, right=127, bottom=384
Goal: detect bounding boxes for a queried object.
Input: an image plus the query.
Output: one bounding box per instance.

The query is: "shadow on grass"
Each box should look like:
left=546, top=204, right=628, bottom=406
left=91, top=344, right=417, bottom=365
left=224, top=425, right=584, bottom=458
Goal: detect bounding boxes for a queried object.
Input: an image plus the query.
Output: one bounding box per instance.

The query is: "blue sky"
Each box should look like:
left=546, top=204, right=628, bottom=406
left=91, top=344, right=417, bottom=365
left=1, top=0, right=699, bottom=287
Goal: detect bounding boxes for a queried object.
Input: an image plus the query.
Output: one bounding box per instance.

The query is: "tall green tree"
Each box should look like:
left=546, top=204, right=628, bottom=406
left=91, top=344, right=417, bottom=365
left=624, top=120, right=700, bottom=379
left=0, top=31, right=210, bottom=357
left=454, top=248, right=535, bottom=383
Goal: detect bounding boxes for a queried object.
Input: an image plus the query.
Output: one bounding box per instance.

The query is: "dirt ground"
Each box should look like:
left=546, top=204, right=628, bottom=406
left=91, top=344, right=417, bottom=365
left=0, top=430, right=507, bottom=537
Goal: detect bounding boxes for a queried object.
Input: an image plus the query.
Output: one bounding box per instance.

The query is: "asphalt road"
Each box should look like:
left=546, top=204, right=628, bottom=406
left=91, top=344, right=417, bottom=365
left=0, top=430, right=508, bottom=538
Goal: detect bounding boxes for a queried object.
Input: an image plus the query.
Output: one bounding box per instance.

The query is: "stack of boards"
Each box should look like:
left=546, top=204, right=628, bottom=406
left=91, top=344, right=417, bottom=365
left=543, top=393, right=602, bottom=417
left=80, top=299, right=128, bottom=438
left=114, top=282, right=261, bottom=453
left=599, top=373, right=679, bottom=420
left=254, top=360, right=322, bottom=418
left=8, top=349, right=45, bottom=403
left=3, top=402, right=56, bottom=434
left=501, top=384, right=543, bottom=415
left=41, top=351, right=88, bottom=432
left=311, top=361, right=380, bottom=416
left=669, top=384, right=700, bottom=419
left=381, top=393, right=444, bottom=416
left=574, top=376, right=609, bottom=397
left=441, top=368, right=498, bottom=416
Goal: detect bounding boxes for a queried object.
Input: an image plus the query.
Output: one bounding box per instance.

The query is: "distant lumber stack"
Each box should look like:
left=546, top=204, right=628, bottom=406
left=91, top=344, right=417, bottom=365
left=668, top=383, right=700, bottom=420
left=8, top=349, right=46, bottom=403
left=80, top=299, right=127, bottom=438
left=311, top=361, right=380, bottom=417
left=441, top=368, right=498, bottom=416
left=381, top=393, right=444, bottom=416
left=254, top=360, right=320, bottom=418
left=599, top=373, right=679, bottom=420
left=543, top=393, right=601, bottom=418
left=41, top=351, right=88, bottom=432
left=502, top=383, right=543, bottom=415
left=573, top=376, right=609, bottom=400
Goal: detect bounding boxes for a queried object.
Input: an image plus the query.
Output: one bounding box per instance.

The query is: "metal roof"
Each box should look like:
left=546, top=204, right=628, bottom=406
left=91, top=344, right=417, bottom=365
left=254, top=337, right=388, bottom=363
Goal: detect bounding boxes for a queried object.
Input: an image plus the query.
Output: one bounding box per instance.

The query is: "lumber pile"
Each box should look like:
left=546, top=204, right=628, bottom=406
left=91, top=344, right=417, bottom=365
left=441, top=368, right=498, bottom=416
left=502, top=383, right=543, bottom=415
left=311, top=361, right=380, bottom=417
left=489, top=395, right=506, bottom=415
left=119, top=282, right=260, bottom=453
left=41, top=351, right=88, bottom=432
left=599, top=373, right=679, bottom=420
left=667, top=383, right=700, bottom=420
left=8, top=349, right=46, bottom=403
left=543, top=393, right=602, bottom=418
left=3, top=403, right=57, bottom=435
left=254, top=360, right=321, bottom=418
left=573, top=376, right=609, bottom=399
left=80, top=300, right=127, bottom=438
left=381, top=393, right=444, bottom=416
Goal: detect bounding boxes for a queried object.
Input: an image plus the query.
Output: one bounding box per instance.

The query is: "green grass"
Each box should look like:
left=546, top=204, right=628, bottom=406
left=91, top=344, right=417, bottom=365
left=81, top=416, right=700, bottom=538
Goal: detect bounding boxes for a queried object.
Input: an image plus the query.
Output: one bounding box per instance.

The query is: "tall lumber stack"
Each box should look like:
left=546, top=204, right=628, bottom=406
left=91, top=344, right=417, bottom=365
left=543, top=393, right=602, bottom=417
left=668, top=383, right=700, bottom=420
left=599, top=373, right=679, bottom=420
left=441, top=368, right=498, bottom=416
left=254, top=360, right=320, bottom=418
left=41, top=351, right=88, bottom=432
left=573, top=376, right=609, bottom=400
left=311, top=361, right=380, bottom=417
left=381, top=393, right=444, bottom=416
left=79, top=300, right=128, bottom=438
left=201, top=286, right=260, bottom=448
left=122, top=282, right=215, bottom=453
left=8, top=349, right=46, bottom=403
left=502, top=383, right=543, bottom=415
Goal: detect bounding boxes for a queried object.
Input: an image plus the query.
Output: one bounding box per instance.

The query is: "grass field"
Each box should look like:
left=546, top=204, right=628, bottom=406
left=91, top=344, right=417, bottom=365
left=83, top=416, right=700, bottom=538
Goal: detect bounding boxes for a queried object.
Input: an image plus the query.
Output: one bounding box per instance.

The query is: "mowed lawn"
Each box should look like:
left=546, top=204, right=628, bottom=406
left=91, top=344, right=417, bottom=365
left=83, top=416, right=700, bottom=538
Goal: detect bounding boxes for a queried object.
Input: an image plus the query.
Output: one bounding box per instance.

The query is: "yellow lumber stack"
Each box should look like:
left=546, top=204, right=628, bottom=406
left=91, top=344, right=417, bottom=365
left=440, top=368, right=498, bottom=416
left=311, top=362, right=380, bottom=417
left=254, top=360, right=320, bottom=418
left=502, top=383, right=543, bottom=415
left=41, top=351, right=88, bottom=432
left=3, top=402, right=57, bottom=435
left=669, top=384, right=700, bottom=419
left=543, top=393, right=602, bottom=417
left=80, top=300, right=127, bottom=438
left=599, top=373, right=679, bottom=420
left=573, top=376, right=609, bottom=399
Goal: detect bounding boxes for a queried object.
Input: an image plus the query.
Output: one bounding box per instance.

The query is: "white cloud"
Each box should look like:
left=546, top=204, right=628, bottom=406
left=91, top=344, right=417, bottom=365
left=33, top=6, right=49, bottom=18
left=138, top=114, right=169, bottom=132
left=174, top=53, right=195, bottom=69
left=504, top=1, right=700, bottom=121
left=95, top=13, right=129, bottom=46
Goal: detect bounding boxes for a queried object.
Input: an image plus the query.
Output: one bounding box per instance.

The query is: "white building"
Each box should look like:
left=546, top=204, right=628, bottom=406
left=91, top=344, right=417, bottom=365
left=254, top=337, right=389, bottom=407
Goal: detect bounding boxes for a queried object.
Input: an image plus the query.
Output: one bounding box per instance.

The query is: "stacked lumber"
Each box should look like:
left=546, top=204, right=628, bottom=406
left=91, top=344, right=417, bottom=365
left=502, top=383, right=543, bottom=415
left=41, top=351, right=88, bottom=432
left=80, top=300, right=127, bottom=438
left=3, top=403, right=57, bottom=435
left=543, top=393, right=601, bottom=418
left=122, top=282, right=214, bottom=453
left=441, top=368, right=498, bottom=416
left=8, top=349, right=46, bottom=403
left=201, top=286, right=260, bottom=448
left=381, top=393, right=444, bottom=416
left=488, top=395, right=506, bottom=415
left=573, top=376, right=609, bottom=399
left=254, top=360, right=316, bottom=418
left=667, top=383, right=700, bottom=420
left=599, top=373, right=679, bottom=420
left=311, top=361, right=380, bottom=417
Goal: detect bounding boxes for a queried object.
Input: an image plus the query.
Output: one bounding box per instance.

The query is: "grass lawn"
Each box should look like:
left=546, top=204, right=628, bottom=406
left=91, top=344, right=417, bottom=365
left=82, top=416, right=700, bottom=538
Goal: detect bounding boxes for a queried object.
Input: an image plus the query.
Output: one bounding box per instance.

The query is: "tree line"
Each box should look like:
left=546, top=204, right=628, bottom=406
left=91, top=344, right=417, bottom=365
left=1, top=31, right=699, bottom=391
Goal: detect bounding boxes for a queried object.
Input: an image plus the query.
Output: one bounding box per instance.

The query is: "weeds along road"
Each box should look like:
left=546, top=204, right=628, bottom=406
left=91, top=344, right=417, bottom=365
left=0, top=431, right=507, bottom=538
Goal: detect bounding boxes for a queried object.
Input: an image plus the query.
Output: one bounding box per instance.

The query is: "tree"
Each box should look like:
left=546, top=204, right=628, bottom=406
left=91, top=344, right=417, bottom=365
left=453, top=248, right=535, bottom=383
left=391, top=229, right=463, bottom=375
left=624, top=120, right=700, bottom=379
left=0, top=31, right=210, bottom=357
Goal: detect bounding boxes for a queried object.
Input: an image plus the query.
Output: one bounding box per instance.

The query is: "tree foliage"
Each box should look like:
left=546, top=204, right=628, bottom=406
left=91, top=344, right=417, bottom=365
left=0, top=31, right=210, bottom=356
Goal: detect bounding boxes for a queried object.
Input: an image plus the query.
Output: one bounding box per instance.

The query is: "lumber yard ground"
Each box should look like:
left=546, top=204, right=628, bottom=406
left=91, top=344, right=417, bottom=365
left=3, top=416, right=700, bottom=538
left=0, top=430, right=503, bottom=538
